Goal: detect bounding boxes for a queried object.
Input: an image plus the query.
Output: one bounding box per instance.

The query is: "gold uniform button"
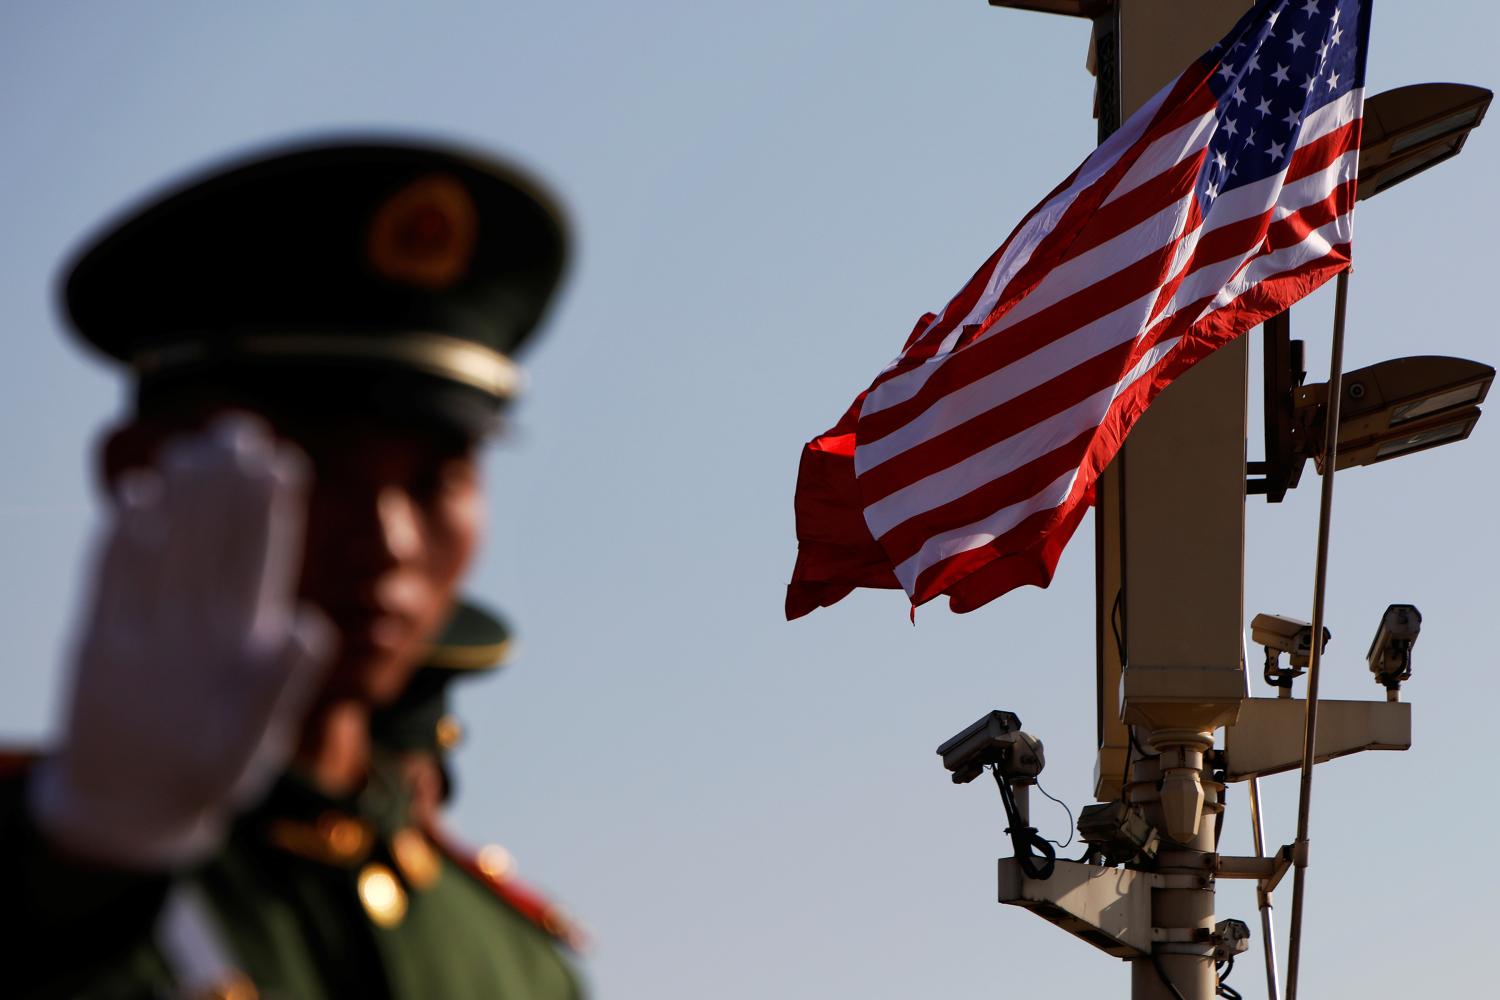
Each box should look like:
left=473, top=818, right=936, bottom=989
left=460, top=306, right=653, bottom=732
left=358, top=863, right=409, bottom=928
left=391, top=828, right=442, bottom=891
left=435, top=714, right=464, bottom=751
left=317, top=812, right=374, bottom=863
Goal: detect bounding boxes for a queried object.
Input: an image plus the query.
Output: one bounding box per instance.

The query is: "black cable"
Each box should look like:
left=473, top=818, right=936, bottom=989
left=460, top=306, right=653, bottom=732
left=1031, top=777, right=1075, bottom=850
left=991, top=768, right=1056, bottom=880
left=1152, top=954, right=1189, bottom=1000
left=1216, top=956, right=1243, bottom=1000
left=1111, top=587, right=1126, bottom=662
left=1111, top=589, right=1134, bottom=798
left=1213, top=769, right=1226, bottom=847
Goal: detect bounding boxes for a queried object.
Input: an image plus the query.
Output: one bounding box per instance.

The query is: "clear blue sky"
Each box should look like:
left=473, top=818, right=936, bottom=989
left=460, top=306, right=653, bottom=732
left=1, top=3, right=1495, bottom=997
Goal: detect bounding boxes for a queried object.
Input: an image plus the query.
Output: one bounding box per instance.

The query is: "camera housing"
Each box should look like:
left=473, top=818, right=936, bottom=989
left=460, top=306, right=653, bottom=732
left=1077, top=801, right=1159, bottom=867
left=1212, top=918, right=1252, bottom=963
left=1251, top=612, right=1331, bottom=689
left=1367, top=603, right=1421, bottom=696
left=936, top=710, right=1045, bottom=784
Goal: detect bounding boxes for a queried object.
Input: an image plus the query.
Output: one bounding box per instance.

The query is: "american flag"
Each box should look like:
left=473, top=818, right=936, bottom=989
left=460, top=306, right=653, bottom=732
left=787, top=0, right=1371, bottom=620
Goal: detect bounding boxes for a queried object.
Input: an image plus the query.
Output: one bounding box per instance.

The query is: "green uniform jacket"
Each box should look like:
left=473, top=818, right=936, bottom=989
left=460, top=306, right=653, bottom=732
left=2, top=755, right=585, bottom=1000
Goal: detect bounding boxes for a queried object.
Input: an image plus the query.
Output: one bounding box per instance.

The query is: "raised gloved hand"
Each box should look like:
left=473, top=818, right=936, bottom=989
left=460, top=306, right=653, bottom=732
left=28, top=414, right=335, bottom=870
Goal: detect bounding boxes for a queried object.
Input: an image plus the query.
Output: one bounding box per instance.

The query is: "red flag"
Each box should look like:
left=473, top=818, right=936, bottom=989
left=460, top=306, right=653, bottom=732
left=788, top=0, right=1370, bottom=619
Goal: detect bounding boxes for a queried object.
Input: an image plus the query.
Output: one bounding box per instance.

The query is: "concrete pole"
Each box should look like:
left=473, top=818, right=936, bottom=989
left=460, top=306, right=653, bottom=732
left=1128, top=752, right=1222, bottom=999
left=1097, top=3, right=1253, bottom=998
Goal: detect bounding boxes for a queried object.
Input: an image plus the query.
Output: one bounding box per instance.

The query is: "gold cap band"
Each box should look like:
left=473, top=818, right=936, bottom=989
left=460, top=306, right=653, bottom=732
left=422, top=638, right=512, bottom=671
left=133, top=331, right=523, bottom=400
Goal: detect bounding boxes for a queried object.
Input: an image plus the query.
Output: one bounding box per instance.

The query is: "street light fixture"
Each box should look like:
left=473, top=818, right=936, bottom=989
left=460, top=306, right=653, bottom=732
left=1358, top=83, right=1492, bottom=201
left=1252, top=82, right=1492, bottom=498
left=1294, top=356, right=1494, bottom=471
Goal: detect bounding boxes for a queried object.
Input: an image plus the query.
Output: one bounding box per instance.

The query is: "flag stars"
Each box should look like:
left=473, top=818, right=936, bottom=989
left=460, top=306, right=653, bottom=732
left=1327, top=69, right=1340, bottom=89
left=1283, top=107, right=1302, bottom=128
left=1223, top=117, right=1239, bottom=138
left=1247, top=53, right=1261, bottom=73
left=1231, top=85, right=1247, bottom=105
left=1288, top=29, right=1305, bottom=51
left=1272, top=64, right=1291, bottom=84
left=1331, top=26, right=1343, bottom=46
left=1304, top=73, right=1317, bottom=91
left=1268, top=139, right=1286, bottom=160
left=1205, top=181, right=1220, bottom=202
left=1302, top=0, right=1319, bottom=14
left=1256, top=97, right=1273, bottom=118
left=1214, top=150, right=1229, bottom=170
left=1218, top=62, right=1236, bottom=81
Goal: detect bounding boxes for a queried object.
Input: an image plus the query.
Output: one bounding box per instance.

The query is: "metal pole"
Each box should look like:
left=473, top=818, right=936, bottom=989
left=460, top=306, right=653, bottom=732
left=1247, top=777, right=1280, bottom=1000
left=1283, top=268, right=1351, bottom=999
left=1240, top=642, right=1281, bottom=1000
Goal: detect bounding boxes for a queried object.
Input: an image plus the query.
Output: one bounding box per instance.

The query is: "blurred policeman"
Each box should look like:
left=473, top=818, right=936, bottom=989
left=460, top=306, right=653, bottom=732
left=0, top=139, right=583, bottom=998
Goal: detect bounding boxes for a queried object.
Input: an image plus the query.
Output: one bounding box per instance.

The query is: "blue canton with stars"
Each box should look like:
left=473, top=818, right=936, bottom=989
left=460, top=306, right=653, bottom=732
left=1196, top=0, right=1371, bottom=209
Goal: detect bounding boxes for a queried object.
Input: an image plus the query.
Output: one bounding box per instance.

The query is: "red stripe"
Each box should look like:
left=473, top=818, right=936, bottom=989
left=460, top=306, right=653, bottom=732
left=876, top=424, right=1095, bottom=572
left=1285, top=118, right=1359, bottom=185
left=911, top=471, right=1093, bottom=606
left=1067, top=153, right=1205, bottom=261
left=857, top=338, right=1134, bottom=508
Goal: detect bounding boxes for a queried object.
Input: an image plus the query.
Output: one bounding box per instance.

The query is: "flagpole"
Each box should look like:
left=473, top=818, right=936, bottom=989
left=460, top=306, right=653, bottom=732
left=1283, top=267, right=1351, bottom=1000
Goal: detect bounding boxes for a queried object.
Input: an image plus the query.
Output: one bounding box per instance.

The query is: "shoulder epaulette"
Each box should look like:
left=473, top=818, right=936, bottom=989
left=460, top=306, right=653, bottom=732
left=427, top=826, right=589, bottom=952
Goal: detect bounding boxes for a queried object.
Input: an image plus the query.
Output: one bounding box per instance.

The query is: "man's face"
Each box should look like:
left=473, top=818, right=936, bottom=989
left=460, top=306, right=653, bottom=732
left=291, top=415, right=484, bottom=706
left=105, top=405, right=484, bottom=708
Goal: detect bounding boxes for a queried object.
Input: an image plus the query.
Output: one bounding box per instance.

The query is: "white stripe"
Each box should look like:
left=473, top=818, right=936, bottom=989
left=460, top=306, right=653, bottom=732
left=1299, top=88, right=1364, bottom=146
left=856, top=287, right=1160, bottom=473
left=891, top=469, right=1080, bottom=592
left=981, top=194, right=1195, bottom=343
left=864, top=384, right=1115, bottom=540
left=1102, top=110, right=1218, bottom=207
left=890, top=336, right=1183, bottom=590
left=1210, top=213, right=1351, bottom=312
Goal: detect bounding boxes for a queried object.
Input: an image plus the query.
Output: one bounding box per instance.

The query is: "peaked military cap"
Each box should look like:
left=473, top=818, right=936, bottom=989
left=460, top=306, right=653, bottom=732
left=62, top=137, right=568, bottom=435
left=371, top=600, right=513, bottom=759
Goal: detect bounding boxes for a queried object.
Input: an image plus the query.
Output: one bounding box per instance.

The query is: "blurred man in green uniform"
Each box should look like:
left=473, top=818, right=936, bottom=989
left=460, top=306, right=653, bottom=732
left=0, top=139, right=584, bottom=998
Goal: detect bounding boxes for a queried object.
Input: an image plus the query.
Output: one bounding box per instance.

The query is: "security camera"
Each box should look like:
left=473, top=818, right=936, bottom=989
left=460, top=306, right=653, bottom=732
left=1212, top=918, right=1252, bottom=963
left=1367, top=603, right=1421, bottom=698
left=1251, top=612, right=1331, bottom=689
left=1077, top=800, right=1159, bottom=867
left=936, top=711, right=1045, bottom=784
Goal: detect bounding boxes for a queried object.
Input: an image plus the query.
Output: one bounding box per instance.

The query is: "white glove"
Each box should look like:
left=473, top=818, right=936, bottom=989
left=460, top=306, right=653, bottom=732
left=29, top=414, right=335, bottom=870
